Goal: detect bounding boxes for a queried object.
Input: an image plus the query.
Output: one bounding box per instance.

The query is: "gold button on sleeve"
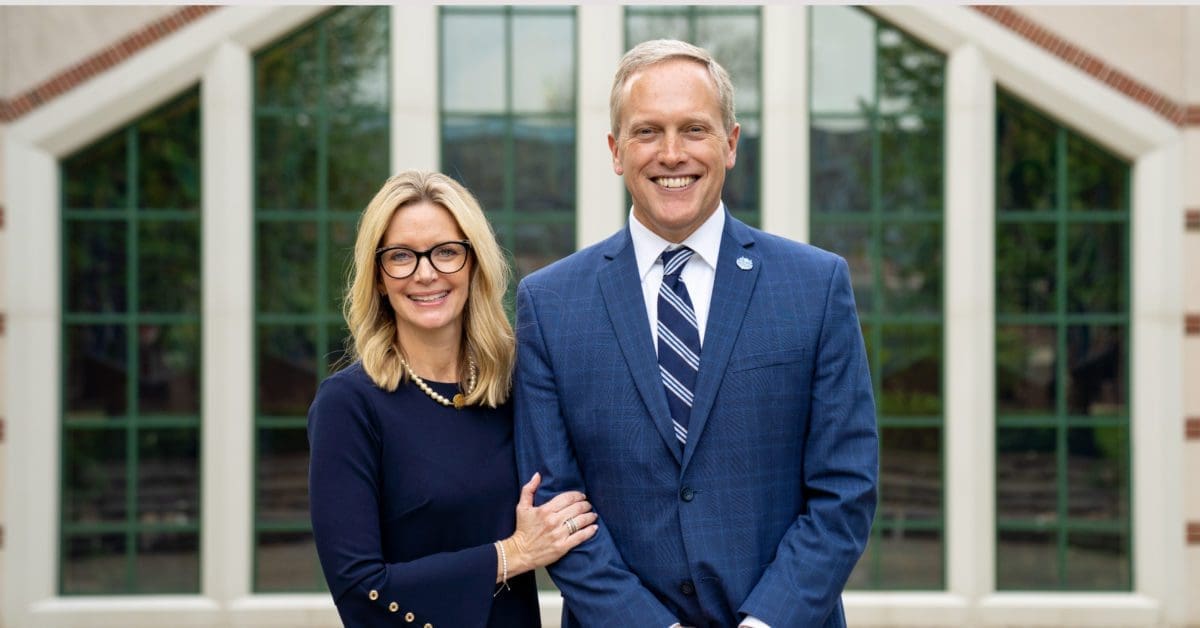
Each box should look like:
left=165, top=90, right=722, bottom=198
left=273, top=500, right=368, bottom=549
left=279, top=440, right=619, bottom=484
left=368, top=589, right=379, bottom=601
left=423, top=624, right=433, bottom=628
left=404, top=612, right=414, bottom=622
left=388, top=602, right=399, bottom=612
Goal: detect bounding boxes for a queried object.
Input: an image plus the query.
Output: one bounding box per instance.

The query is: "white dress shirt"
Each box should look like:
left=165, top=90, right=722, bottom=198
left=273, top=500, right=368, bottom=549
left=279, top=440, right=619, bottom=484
left=629, top=204, right=724, bottom=350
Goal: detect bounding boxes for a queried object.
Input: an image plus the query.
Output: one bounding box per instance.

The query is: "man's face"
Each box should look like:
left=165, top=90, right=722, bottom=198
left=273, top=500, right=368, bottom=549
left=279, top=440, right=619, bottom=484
left=608, top=58, right=739, bottom=243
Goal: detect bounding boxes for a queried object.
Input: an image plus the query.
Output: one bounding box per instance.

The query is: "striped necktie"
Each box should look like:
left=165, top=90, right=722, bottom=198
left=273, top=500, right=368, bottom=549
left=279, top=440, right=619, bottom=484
left=657, top=246, right=701, bottom=448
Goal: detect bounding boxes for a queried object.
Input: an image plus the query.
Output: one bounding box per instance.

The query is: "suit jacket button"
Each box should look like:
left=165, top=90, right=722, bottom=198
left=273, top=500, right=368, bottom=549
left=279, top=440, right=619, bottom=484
left=680, top=580, right=696, bottom=595
left=424, top=624, right=433, bottom=628
left=388, top=602, right=399, bottom=612
left=405, top=611, right=415, bottom=622
left=368, top=589, right=379, bottom=601
left=680, top=486, right=694, bottom=502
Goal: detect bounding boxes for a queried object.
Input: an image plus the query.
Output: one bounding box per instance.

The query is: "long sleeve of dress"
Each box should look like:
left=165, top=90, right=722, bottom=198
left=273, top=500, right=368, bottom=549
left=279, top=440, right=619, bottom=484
left=308, top=373, right=498, bottom=628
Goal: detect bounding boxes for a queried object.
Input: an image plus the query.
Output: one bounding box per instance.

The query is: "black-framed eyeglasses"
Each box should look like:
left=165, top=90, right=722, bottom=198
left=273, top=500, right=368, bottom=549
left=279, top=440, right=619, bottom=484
left=375, top=240, right=472, bottom=280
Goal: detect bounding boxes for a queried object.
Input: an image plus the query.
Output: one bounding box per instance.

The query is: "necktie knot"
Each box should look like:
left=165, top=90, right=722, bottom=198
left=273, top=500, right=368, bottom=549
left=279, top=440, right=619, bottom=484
left=661, top=246, right=694, bottom=278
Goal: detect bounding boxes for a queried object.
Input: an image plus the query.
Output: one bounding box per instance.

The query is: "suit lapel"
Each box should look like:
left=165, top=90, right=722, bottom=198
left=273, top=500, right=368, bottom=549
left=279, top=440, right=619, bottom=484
left=681, top=215, right=760, bottom=471
left=598, top=230, right=683, bottom=465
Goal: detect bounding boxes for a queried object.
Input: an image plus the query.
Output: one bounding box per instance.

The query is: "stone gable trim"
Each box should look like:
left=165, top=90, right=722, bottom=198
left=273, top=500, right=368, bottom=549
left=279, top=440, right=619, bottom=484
left=972, top=6, right=1195, bottom=127
left=0, top=6, right=218, bottom=122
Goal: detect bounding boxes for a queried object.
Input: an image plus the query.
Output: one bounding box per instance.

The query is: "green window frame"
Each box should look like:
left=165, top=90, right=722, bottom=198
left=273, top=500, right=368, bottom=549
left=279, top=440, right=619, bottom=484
left=252, top=6, right=391, bottom=592
left=440, top=6, right=577, bottom=281
left=994, top=90, right=1132, bottom=591
left=808, top=5, right=947, bottom=590
left=623, top=5, right=761, bottom=227
left=59, top=88, right=203, bottom=594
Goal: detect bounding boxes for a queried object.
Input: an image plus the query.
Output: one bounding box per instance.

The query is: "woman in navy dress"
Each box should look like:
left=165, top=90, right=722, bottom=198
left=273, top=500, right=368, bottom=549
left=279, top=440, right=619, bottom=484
left=308, top=171, right=597, bottom=627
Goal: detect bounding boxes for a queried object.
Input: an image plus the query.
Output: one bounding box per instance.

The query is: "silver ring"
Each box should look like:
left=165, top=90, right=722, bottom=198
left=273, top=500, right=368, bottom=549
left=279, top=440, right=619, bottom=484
left=563, top=517, right=578, bottom=534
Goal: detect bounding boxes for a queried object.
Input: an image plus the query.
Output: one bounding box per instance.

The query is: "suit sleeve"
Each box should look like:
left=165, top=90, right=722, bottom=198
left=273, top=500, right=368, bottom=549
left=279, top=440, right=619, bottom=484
left=307, top=377, right=497, bottom=628
left=738, top=256, right=879, bottom=627
left=513, top=280, right=678, bottom=625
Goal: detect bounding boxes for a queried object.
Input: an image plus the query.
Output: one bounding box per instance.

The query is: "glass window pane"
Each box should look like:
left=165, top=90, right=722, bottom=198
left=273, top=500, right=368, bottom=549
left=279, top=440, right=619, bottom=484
left=66, top=220, right=127, bottom=313
left=512, top=14, right=575, bottom=113
left=326, top=7, right=389, bottom=110
left=879, top=325, right=941, bottom=416
left=809, top=222, right=873, bottom=310
left=443, top=116, right=507, bottom=212
left=1065, top=532, right=1128, bottom=589
left=62, top=533, right=127, bottom=594
left=996, top=222, right=1057, bottom=315
left=63, top=428, right=127, bottom=523
left=879, top=427, right=941, bottom=521
left=137, top=323, right=200, bottom=415
left=257, top=427, right=311, bottom=523
left=811, top=6, right=875, bottom=114
left=65, top=325, right=128, bottom=418
left=327, top=323, right=352, bottom=374
left=513, top=118, right=574, bottom=211
left=255, top=113, right=319, bottom=211
left=137, top=93, right=201, bottom=210
left=134, top=532, right=199, bottom=593
left=626, top=11, right=688, bottom=45
left=877, top=527, right=942, bottom=589
left=254, top=26, right=320, bottom=108
left=328, top=112, right=390, bottom=212
left=328, top=220, right=356, bottom=311
left=257, top=221, right=319, bottom=314
left=1067, top=135, right=1128, bottom=211
left=880, top=115, right=943, bottom=212
left=256, top=530, right=322, bottom=592
left=62, top=130, right=128, bottom=210
left=996, top=427, right=1056, bottom=521
left=876, top=25, right=944, bottom=115
left=723, top=116, right=759, bottom=213
left=1067, top=426, right=1128, bottom=521
left=513, top=221, right=573, bottom=279
left=137, top=428, right=199, bottom=523
left=997, top=529, right=1059, bottom=590
left=1066, top=222, right=1125, bottom=314
left=442, top=13, right=506, bottom=113
left=811, top=117, right=870, bottom=213
left=997, top=96, right=1057, bottom=212
left=996, top=325, right=1057, bottom=415
left=257, top=325, right=318, bottom=416
left=138, top=220, right=200, bottom=313
left=1066, top=325, right=1126, bottom=417
left=881, top=222, right=942, bottom=315
left=696, top=12, right=760, bottom=112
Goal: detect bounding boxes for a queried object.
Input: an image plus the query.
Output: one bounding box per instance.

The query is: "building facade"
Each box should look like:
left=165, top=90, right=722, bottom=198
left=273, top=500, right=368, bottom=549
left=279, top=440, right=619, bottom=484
left=1, top=5, right=1198, bottom=627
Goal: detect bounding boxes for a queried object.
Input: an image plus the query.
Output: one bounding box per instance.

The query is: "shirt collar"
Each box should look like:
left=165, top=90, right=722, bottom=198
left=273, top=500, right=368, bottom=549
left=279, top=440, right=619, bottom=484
left=629, top=203, right=726, bottom=281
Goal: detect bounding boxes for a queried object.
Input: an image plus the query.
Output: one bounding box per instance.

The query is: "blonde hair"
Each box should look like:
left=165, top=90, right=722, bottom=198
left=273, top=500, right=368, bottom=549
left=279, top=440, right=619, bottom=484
left=609, top=38, right=737, bottom=139
left=344, top=170, right=514, bottom=407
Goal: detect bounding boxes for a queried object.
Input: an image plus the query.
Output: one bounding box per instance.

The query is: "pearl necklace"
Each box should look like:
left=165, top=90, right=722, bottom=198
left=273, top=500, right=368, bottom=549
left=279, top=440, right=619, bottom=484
left=400, top=356, right=477, bottom=409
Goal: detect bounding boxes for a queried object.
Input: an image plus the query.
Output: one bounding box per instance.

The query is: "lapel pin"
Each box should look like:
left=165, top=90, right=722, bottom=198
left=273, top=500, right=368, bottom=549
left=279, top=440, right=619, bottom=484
left=736, top=256, right=753, bottom=270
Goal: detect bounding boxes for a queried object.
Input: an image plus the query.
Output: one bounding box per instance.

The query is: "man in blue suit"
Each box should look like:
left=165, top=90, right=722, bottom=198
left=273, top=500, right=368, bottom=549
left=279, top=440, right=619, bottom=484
left=514, top=39, right=878, bottom=627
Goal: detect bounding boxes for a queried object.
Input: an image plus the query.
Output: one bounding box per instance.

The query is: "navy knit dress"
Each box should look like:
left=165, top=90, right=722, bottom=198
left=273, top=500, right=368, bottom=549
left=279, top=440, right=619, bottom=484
left=308, top=361, right=539, bottom=628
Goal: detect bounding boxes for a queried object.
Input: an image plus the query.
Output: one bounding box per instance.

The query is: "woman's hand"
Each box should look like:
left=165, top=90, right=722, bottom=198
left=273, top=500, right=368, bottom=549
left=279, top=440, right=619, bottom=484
left=500, top=472, right=598, bottom=579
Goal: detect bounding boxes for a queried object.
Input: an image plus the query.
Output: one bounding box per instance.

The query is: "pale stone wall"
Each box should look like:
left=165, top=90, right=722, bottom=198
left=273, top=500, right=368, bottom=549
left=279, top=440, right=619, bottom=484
left=0, top=6, right=176, bottom=100
left=1012, top=5, right=1189, bottom=103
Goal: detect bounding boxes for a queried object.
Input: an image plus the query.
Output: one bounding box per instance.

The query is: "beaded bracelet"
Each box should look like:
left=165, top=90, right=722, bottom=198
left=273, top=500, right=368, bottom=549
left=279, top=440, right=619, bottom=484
left=494, top=540, right=511, bottom=597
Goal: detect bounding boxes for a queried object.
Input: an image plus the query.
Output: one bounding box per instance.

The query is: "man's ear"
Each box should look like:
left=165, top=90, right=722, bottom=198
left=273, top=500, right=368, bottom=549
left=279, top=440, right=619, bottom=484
left=607, top=132, right=624, bottom=176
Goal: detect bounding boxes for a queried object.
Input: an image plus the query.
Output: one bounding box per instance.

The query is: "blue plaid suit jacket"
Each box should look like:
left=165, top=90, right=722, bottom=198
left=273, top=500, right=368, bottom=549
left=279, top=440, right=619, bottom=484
left=514, top=213, right=878, bottom=628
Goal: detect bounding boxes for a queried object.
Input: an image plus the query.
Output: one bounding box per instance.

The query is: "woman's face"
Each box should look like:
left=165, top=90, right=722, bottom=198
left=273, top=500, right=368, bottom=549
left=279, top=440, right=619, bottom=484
left=378, top=201, right=472, bottom=344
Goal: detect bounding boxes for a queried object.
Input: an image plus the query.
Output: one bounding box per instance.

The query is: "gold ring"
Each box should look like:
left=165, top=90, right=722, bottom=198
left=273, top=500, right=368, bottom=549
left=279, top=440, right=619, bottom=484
left=563, top=517, right=578, bottom=534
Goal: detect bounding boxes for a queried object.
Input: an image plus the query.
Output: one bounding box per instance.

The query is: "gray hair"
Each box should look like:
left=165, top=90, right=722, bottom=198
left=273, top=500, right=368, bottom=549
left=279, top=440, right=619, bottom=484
left=609, top=39, right=737, bottom=139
